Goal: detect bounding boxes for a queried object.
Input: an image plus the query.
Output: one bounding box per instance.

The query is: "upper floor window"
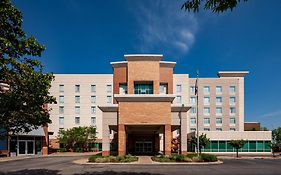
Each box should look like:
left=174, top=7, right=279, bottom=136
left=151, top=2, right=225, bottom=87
left=75, top=85, right=80, bottom=93
left=216, top=97, right=222, bottom=105
left=176, top=84, right=182, bottom=93
left=75, top=96, right=80, bottom=103
left=91, top=106, right=96, bottom=114
left=91, top=96, right=96, bottom=104
left=230, top=97, right=236, bottom=105
left=204, top=97, right=210, bottom=105
left=229, top=86, right=236, bottom=93
left=216, top=118, right=222, bottom=125
left=176, top=96, right=182, bottom=104
left=204, top=128, right=210, bottom=131
left=59, top=116, right=64, bottom=125
left=59, top=106, right=64, bottom=114
left=216, top=128, right=222, bottom=131
left=230, top=128, right=236, bottom=131
left=190, top=107, right=196, bottom=114
left=204, top=86, right=210, bottom=94
left=190, top=97, right=196, bottom=104
left=203, top=118, right=210, bottom=126
left=230, top=107, right=236, bottom=115
left=160, top=84, right=167, bottom=94
left=134, top=83, right=153, bottom=94
left=59, top=85, right=64, bottom=93
left=91, top=117, right=96, bottom=125
left=59, top=96, right=64, bottom=104
left=190, top=118, right=196, bottom=125
left=230, top=118, right=236, bottom=125
left=75, top=116, right=80, bottom=125
left=119, top=84, right=127, bottom=94
left=107, top=85, right=112, bottom=93
left=91, top=85, right=96, bottom=93
left=190, top=86, right=195, bottom=94
left=216, top=86, right=222, bottom=94
left=216, top=107, right=222, bottom=115
left=107, top=96, right=112, bottom=103
left=204, top=107, right=210, bottom=115
left=75, top=106, right=80, bottom=114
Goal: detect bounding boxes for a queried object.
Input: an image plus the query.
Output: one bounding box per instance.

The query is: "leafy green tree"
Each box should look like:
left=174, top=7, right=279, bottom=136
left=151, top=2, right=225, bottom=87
left=271, top=127, right=281, bottom=155
left=229, top=139, right=246, bottom=157
left=0, top=0, right=56, bottom=136
left=191, top=133, right=210, bottom=154
left=182, top=0, right=247, bottom=13
left=58, top=126, right=97, bottom=152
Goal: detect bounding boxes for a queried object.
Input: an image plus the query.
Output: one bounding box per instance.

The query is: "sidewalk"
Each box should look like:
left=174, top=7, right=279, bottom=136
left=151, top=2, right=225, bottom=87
left=137, top=156, right=153, bottom=164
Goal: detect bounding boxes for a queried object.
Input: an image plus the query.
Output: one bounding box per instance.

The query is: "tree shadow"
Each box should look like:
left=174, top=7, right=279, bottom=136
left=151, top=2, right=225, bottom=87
left=0, top=169, right=60, bottom=175
left=74, top=172, right=162, bottom=175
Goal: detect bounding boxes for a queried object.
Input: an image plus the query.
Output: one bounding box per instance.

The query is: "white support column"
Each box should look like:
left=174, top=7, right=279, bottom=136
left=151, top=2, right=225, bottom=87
left=102, top=123, right=111, bottom=156
left=180, top=112, right=188, bottom=154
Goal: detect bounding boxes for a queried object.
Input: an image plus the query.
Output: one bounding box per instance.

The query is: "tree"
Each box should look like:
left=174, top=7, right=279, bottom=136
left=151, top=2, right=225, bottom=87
left=271, top=127, right=281, bottom=155
left=0, top=0, right=56, bottom=136
left=58, top=126, right=97, bottom=152
left=191, top=133, right=210, bottom=154
left=229, top=139, right=246, bottom=157
left=181, top=0, right=247, bottom=13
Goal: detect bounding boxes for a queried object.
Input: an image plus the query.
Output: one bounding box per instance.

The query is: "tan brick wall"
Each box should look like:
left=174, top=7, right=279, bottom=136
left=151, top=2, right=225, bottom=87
left=127, top=61, right=160, bottom=94
left=113, top=66, right=127, bottom=103
left=118, top=102, right=171, bottom=125
left=160, top=66, right=173, bottom=94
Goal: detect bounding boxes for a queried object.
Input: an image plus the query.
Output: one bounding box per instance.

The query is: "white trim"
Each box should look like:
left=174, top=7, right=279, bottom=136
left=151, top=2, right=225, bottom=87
left=124, top=54, right=163, bottom=57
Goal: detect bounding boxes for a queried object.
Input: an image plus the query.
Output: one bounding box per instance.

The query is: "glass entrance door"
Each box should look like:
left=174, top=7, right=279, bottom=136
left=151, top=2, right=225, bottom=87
left=18, top=140, right=35, bottom=155
left=27, top=141, right=34, bottom=154
left=135, top=141, right=153, bottom=154
left=18, top=141, right=26, bottom=155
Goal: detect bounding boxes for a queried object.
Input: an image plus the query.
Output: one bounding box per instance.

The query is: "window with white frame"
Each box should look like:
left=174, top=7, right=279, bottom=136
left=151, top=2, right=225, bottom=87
left=216, top=86, right=222, bottom=94
left=216, top=128, right=222, bottom=131
left=59, top=85, right=64, bottom=93
left=75, top=85, right=80, bottom=93
left=59, top=116, right=64, bottom=125
left=190, top=107, right=196, bottom=114
left=176, top=96, right=182, bottom=103
left=190, top=118, right=196, bottom=125
left=75, top=106, right=80, bottom=114
left=176, top=84, right=182, bottom=93
left=216, top=107, right=222, bottom=115
left=59, top=106, right=64, bottom=114
left=204, top=107, right=210, bottom=115
left=204, top=97, right=210, bottom=105
left=190, top=128, right=196, bottom=132
left=190, top=86, right=195, bottom=94
left=119, top=84, right=128, bottom=94
left=203, top=118, right=210, bottom=125
left=216, top=97, right=222, bottom=105
left=204, top=128, right=210, bottom=131
left=204, top=86, right=210, bottom=94
left=91, top=85, right=96, bottom=92
left=229, top=86, right=236, bottom=93
left=216, top=118, right=222, bottom=125
left=190, top=97, right=196, bottom=104
left=230, top=107, right=236, bottom=115
left=91, top=106, right=96, bottom=114
left=230, top=118, right=236, bottom=125
left=75, top=96, right=80, bottom=103
left=75, top=116, right=80, bottom=125
left=230, top=97, right=236, bottom=105
left=59, top=96, right=64, bottom=104
left=107, top=96, right=112, bottom=103
left=159, top=84, right=167, bottom=94
left=107, top=84, right=112, bottom=93
left=230, top=128, right=236, bottom=131
left=91, top=96, right=96, bottom=104
left=91, top=117, right=96, bottom=125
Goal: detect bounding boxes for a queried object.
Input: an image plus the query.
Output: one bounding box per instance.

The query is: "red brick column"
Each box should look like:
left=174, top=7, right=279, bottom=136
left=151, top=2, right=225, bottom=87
left=118, top=124, right=126, bottom=156
left=164, top=124, right=171, bottom=155
left=154, top=134, right=160, bottom=154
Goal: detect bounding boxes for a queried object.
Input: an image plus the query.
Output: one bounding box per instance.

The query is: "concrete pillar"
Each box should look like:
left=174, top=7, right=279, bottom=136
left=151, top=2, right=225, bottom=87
left=118, top=124, right=126, bottom=156
left=164, top=124, right=171, bottom=155
left=180, top=112, right=188, bottom=154
left=102, top=124, right=110, bottom=156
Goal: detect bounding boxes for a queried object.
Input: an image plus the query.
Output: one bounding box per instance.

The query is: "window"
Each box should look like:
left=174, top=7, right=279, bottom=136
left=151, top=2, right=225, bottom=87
left=190, top=86, right=195, bottom=94
left=230, top=118, right=236, bottom=125
left=216, top=86, right=222, bottom=94
left=91, top=96, right=96, bottom=104
left=160, top=84, right=167, bottom=94
left=59, top=85, right=64, bottom=93
left=75, top=96, right=80, bottom=103
left=230, top=128, right=236, bottom=131
left=216, top=97, right=222, bottom=105
left=230, top=107, right=236, bottom=115
left=119, top=84, right=127, bottom=94
left=190, top=128, right=196, bottom=132
left=216, top=128, right=222, bottom=131
left=59, top=106, right=64, bottom=114
left=176, top=96, right=182, bottom=103
left=59, top=96, right=64, bottom=104
left=107, top=96, right=112, bottom=103
left=75, top=116, right=80, bottom=125
left=176, top=84, right=182, bottom=93
left=190, top=97, right=196, bottom=104
left=204, top=118, right=210, bottom=125
left=204, top=97, right=210, bottom=105
left=216, top=118, right=222, bottom=125
left=204, top=107, right=210, bottom=115
left=59, top=116, right=64, bottom=125
left=107, top=85, right=112, bottom=93
left=91, top=106, right=96, bottom=114
left=216, top=107, right=222, bottom=115
left=91, top=85, right=96, bottom=92
left=190, top=118, right=196, bottom=125
left=75, top=106, right=80, bottom=114
left=204, top=86, right=210, bottom=94
left=75, top=85, right=80, bottom=93
left=230, top=97, right=236, bottom=105
left=229, top=86, right=236, bottom=93
left=190, top=107, right=196, bottom=114
left=204, top=128, right=210, bottom=131
left=134, top=83, right=153, bottom=94
left=91, top=117, right=96, bottom=125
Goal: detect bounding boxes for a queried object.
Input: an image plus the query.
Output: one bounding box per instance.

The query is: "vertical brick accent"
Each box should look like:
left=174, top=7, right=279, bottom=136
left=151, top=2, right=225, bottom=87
left=164, top=124, right=171, bottom=155
left=102, top=151, right=110, bottom=156
left=154, top=134, right=160, bottom=154
left=160, top=66, right=173, bottom=94
left=118, top=124, right=126, bottom=156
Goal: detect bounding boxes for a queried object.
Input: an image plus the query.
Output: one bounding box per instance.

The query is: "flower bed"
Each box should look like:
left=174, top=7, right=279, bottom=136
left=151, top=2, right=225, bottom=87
left=88, top=154, right=138, bottom=163
left=152, top=153, right=218, bottom=162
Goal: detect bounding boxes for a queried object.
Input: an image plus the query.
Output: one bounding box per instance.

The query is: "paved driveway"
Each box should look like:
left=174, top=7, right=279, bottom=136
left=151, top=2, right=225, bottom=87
left=0, top=156, right=281, bottom=175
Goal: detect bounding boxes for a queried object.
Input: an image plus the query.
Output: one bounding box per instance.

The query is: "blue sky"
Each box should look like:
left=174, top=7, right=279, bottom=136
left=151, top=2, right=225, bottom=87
left=14, top=0, right=281, bottom=129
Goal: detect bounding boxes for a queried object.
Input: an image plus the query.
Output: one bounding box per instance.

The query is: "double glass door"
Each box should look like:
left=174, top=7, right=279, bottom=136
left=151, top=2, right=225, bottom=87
left=18, top=140, right=35, bottom=155
left=135, top=141, right=153, bottom=154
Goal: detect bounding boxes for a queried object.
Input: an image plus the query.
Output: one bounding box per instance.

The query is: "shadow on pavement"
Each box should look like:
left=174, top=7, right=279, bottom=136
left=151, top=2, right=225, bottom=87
left=74, top=172, right=162, bottom=175
left=0, top=169, right=60, bottom=175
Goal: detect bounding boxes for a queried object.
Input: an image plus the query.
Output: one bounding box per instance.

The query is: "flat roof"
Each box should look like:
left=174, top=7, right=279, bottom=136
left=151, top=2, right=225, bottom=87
left=217, top=71, right=249, bottom=77
left=124, top=54, right=163, bottom=61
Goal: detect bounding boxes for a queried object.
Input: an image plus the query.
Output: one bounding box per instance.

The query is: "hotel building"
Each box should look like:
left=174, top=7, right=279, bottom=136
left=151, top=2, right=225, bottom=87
left=47, top=54, right=272, bottom=156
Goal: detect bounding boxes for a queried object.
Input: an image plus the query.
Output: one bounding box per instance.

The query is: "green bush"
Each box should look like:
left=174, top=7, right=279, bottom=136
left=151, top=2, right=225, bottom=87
left=199, top=154, right=218, bottom=162
left=57, top=148, right=67, bottom=152
left=88, top=154, right=102, bottom=162
left=88, top=154, right=138, bottom=163
left=172, top=154, right=185, bottom=162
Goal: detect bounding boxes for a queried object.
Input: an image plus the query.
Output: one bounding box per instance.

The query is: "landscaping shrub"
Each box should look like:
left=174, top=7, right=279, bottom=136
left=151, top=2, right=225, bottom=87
left=152, top=153, right=217, bottom=163
left=88, top=154, right=138, bottom=163
left=200, top=154, right=218, bottom=162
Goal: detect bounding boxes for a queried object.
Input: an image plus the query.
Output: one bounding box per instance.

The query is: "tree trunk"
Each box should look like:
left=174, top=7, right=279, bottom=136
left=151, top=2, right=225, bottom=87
left=236, top=149, right=239, bottom=157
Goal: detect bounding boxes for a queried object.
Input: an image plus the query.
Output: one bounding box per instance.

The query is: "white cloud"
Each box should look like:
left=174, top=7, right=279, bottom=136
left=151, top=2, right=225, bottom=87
left=261, top=110, right=281, bottom=118
left=132, top=0, right=198, bottom=57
